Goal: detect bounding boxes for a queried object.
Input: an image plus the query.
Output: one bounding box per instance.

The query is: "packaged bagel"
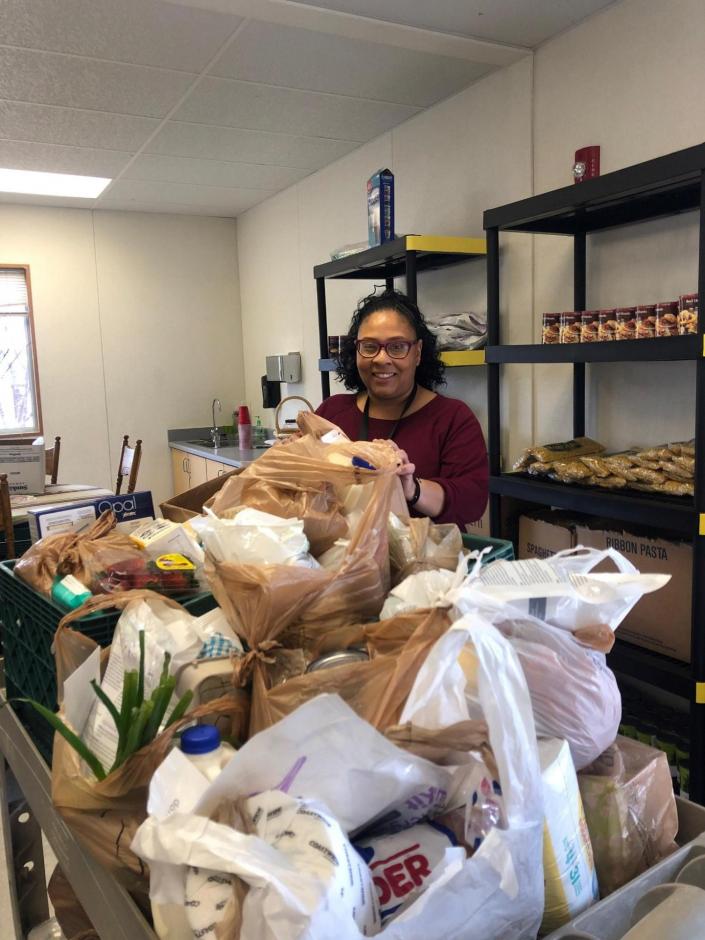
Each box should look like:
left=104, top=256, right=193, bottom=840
left=678, top=293, right=698, bottom=335
left=635, top=304, right=656, bottom=339
left=598, top=309, right=618, bottom=341
left=530, top=437, right=605, bottom=463
left=580, top=455, right=611, bottom=478
left=655, top=300, right=679, bottom=337
left=550, top=460, right=593, bottom=482
left=616, top=307, right=637, bottom=341
left=581, top=310, right=600, bottom=343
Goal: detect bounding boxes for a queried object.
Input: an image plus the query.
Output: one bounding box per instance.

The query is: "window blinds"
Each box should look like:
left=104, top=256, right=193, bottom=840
left=0, top=267, right=29, bottom=313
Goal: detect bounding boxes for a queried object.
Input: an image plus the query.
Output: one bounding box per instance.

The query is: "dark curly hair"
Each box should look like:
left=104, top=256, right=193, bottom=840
left=335, top=288, right=446, bottom=392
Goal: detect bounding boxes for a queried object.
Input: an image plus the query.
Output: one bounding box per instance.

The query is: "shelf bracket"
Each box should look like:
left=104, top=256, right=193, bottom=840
left=696, top=682, right=705, bottom=705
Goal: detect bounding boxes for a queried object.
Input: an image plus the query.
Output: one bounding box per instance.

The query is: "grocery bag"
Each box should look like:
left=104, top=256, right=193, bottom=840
left=132, top=612, right=545, bottom=940
left=450, top=547, right=670, bottom=769
left=49, top=591, right=248, bottom=899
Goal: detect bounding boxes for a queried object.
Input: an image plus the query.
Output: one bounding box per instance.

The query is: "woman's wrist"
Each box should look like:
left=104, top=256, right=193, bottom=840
left=406, top=475, right=421, bottom=507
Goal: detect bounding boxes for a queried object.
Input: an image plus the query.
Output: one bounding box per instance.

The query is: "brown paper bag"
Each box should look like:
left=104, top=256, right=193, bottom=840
left=14, top=510, right=144, bottom=595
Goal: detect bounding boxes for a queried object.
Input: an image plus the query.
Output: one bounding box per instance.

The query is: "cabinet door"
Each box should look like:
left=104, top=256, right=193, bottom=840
left=170, top=449, right=191, bottom=496
left=206, top=459, right=226, bottom=481
left=188, top=454, right=209, bottom=488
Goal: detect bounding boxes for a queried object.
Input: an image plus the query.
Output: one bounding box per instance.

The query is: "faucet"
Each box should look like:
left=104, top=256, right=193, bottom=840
left=210, top=398, right=222, bottom=447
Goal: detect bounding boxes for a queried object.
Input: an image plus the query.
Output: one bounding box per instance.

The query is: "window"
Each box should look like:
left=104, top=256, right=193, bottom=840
left=0, top=265, right=42, bottom=439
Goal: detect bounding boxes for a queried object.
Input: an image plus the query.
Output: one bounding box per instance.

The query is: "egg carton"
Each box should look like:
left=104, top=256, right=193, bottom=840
left=546, top=796, right=705, bottom=939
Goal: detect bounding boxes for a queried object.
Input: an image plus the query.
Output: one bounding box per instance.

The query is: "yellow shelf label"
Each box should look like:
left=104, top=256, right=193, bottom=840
left=696, top=682, right=705, bottom=705
left=405, top=235, right=487, bottom=256
left=700, top=514, right=705, bottom=537
left=439, top=350, right=486, bottom=366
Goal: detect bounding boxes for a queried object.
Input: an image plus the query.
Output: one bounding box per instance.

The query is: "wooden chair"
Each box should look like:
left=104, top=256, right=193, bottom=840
left=115, top=436, right=142, bottom=495
left=0, top=474, right=14, bottom=560
left=45, top=435, right=61, bottom=484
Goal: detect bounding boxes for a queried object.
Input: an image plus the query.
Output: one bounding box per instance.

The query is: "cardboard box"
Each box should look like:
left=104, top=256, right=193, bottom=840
left=465, top=508, right=490, bottom=537
left=27, top=490, right=155, bottom=542
left=518, top=512, right=577, bottom=560
left=576, top=524, right=691, bottom=663
left=0, top=441, right=45, bottom=495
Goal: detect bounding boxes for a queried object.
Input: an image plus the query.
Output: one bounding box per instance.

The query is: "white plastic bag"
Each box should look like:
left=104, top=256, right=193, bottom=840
left=200, top=506, right=318, bottom=567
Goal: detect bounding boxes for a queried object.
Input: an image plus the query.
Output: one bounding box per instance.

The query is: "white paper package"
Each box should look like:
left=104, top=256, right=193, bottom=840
left=199, top=507, right=318, bottom=567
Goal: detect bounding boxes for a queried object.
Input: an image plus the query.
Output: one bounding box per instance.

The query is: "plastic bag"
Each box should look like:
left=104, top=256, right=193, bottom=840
left=14, top=509, right=145, bottom=595
left=578, top=736, right=679, bottom=895
left=199, top=507, right=316, bottom=566
left=388, top=514, right=464, bottom=584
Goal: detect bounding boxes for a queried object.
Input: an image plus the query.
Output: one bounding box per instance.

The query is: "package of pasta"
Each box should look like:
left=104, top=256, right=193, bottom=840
left=529, top=437, right=605, bottom=463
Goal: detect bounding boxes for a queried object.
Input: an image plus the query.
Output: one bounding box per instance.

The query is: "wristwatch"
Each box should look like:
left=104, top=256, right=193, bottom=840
left=406, top=476, right=421, bottom=507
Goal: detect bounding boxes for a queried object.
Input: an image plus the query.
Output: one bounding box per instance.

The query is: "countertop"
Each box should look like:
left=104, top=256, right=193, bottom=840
left=168, top=439, right=263, bottom=467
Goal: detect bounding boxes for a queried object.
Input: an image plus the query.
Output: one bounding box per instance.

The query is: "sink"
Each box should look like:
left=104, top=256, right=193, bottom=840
left=185, top=438, right=235, bottom=448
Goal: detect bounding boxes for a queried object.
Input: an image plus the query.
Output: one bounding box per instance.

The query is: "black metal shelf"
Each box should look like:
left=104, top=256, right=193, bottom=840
left=607, top=640, right=692, bottom=699
left=489, top=474, right=695, bottom=535
left=313, top=235, right=486, bottom=281
left=484, top=142, right=705, bottom=234
left=486, top=335, right=698, bottom=364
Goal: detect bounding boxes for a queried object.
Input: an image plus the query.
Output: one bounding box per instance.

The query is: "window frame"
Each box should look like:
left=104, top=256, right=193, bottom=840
left=0, top=263, right=43, bottom=442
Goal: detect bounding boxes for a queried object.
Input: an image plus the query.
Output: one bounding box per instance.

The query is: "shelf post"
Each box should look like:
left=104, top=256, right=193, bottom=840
left=486, top=227, right=501, bottom=536
left=573, top=231, right=587, bottom=437
left=316, top=277, right=330, bottom=399
left=689, top=171, right=705, bottom=804
left=405, top=249, right=418, bottom=304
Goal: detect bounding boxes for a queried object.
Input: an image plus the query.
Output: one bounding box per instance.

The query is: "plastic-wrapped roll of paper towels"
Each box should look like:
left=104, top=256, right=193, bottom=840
left=539, top=737, right=599, bottom=933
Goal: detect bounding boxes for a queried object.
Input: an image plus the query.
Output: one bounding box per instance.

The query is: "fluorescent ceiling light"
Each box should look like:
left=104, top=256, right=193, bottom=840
left=0, top=167, right=111, bottom=198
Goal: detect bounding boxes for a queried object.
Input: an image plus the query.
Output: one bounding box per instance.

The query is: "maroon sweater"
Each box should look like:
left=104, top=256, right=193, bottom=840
left=316, top=393, right=488, bottom=527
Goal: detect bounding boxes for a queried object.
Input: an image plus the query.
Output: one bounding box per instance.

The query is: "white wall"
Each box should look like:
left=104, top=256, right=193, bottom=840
left=237, top=57, right=535, bottom=459
left=0, top=206, right=243, bottom=507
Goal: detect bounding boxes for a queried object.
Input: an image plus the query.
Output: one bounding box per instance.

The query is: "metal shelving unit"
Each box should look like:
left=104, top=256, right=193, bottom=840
left=484, top=141, right=705, bottom=802
left=314, top=234, right=487, bottom=398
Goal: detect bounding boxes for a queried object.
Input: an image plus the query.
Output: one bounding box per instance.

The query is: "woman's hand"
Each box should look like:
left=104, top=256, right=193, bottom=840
left=392, top=446, right=418, bottom=501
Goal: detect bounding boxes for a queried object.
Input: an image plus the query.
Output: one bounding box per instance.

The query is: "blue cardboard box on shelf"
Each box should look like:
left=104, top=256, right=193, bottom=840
left=367, top=168, right=394, bottom=246
left=27, top=490, right=156, bottom=542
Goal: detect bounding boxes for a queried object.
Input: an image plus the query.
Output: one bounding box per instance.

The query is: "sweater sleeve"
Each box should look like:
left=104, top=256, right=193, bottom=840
left=425, top=402, right=488, bottom=527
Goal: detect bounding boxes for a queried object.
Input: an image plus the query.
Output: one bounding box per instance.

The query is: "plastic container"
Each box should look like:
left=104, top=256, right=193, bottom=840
left=180, top=724, right=235, bottom=782
left=0, top=559, right=217, bottom=763
left=237, top=404, right=252, bottom=449
left=461, top=533, right=515, bottom=565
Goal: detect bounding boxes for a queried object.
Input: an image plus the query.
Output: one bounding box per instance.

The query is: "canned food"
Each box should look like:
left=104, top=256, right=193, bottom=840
left=679, top=292, right=698, bottom=335
left=616, top=307, right=637, bottom=341
left=655, top=300, right=679, bottom=337
left=580, top=310, right=599, bottom=343
left=635, top=304, right=656, bottom=339
left=598, top=309, right=618, bottom=341
left=541, top=312, right=561, bottom=344
left=559, top=311, right=581, bottom=344
left=306, top=649, right=370, bottom=673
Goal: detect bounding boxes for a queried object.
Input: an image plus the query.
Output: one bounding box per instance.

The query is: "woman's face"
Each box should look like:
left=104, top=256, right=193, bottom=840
left=356, top=309, right=421, bottom=401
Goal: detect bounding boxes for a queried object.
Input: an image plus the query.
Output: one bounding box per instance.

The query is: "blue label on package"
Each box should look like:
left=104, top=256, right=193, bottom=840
left=27, top=490, right=155, bottom=542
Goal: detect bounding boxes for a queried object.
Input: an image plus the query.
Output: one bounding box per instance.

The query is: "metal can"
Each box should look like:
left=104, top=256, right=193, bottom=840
left=580, top=310, right=600, bottom=343
left=306, top=649, right=370, bottom=673
left=655, top=300, right=679, bottom=337
left=541, top=312, right=561, bottom=344
left=678, top=292, right=698, bottom=335
left=635, top=304, right=656, bottom=339
left=615, top=307, right=637, bottom=341
left=559, top=311, right=581, bottom=344
left=598, top=309, right=618, bottom=341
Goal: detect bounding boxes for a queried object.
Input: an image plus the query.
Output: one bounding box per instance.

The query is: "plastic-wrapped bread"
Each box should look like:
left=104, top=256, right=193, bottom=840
left=580, top=456, right=612, bottom=478
left=630, top=467, right=666, bottom=485
left=529, top=437, right=605, bottom=463
left=659, top=462, right=693, bottom=482
left=669, top=439, right=695, bottom=456
left=585, top=475, right=627, bottom=489
left=635, top=446, right=674, bottom=461
left=602, top=457, right=639, bottom=482
left=549, top=460, right=593, bottom=482
left=527, top=461, right=554, bottom=476
left=673, top=454, right=695, bottom=472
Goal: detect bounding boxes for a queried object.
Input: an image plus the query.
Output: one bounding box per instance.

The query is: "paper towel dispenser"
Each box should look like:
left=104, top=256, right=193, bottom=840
left=265, top=352, right=302, bottom=383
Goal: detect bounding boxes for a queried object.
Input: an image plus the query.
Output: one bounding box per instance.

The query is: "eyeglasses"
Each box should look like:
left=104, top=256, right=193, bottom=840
left=355, top=339, right=416, bottom=359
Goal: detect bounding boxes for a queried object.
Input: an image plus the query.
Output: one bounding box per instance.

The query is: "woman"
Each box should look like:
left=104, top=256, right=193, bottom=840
left=316, top=289, right=488, bottom=528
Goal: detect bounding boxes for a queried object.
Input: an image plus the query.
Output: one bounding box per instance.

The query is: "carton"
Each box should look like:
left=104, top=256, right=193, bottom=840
left=367, top=168, right=394, bottom=246
left=576, top=524, right=691, bottom=663
left=518, top=512, right=578, bottom=560
left=0, top=441, right=45, bottom=495
left=464, top=508, right=490, bottom=537
left=27, top=490, right=155, bottom=543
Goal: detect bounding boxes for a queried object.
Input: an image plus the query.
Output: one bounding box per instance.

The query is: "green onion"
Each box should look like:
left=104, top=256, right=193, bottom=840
left=136, top=629, right=146, bottom=707
left=143, top=675, right=176, bottom=744
left=164, top=689, right=194, bottom=729
left=16, top=699, right=106, bottom=781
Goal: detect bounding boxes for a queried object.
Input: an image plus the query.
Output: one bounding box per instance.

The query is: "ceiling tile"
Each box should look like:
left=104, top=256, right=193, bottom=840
left=0, top=139, right=130, bottom=177
left=147, top=121, right=359, bottom=169
left=173, top=77, right=419, bottom=140
left=292, top=0, right=616, bottom=48
left=0, top=0, right=243, bottom=72
left=124, top=153, right=309, bottom=190
left=213, top=20, right=492, bottom=107
left=0, top=100, right=160, bottom=150
left=99, top=178, right=271, bottom=214
left=0, top=47, right=196, bottom=117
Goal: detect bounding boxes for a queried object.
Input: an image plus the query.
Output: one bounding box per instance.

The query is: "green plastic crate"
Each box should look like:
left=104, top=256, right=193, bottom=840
left=0, top=559, right=217, bottom=763
left=462, top=532, right=515, bottom=566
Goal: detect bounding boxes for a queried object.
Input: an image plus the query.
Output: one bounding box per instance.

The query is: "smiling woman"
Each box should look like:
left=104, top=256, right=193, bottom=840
left=316, top=289, right=488, bottom=528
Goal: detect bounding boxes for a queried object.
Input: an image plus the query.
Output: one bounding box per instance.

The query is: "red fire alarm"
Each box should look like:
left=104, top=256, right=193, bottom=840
left=573, top=146, right=600, bottom=183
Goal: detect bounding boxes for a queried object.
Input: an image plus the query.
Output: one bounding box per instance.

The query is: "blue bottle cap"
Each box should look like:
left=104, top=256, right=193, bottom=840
left=181, top=724, right=221, bottom=755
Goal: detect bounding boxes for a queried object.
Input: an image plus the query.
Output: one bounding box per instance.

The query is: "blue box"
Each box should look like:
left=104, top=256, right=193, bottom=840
left=27, top=490, right=155, bottom=543
left=367, top=168, right=394, bottom=246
